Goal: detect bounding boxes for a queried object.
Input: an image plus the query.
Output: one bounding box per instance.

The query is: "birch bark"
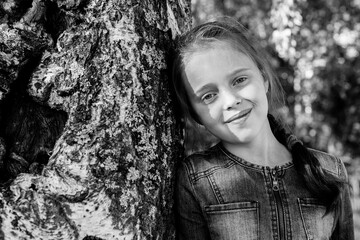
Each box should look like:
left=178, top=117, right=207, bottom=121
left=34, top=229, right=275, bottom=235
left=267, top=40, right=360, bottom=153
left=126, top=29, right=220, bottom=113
left=0, top=0, right=191, bottom=239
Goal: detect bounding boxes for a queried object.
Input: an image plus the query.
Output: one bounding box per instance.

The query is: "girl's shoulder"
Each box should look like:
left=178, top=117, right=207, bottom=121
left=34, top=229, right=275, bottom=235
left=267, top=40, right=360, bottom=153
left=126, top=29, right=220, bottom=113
left=308, top=148, right=348, bottom=180
left=180, top=143, right=230, bottom=176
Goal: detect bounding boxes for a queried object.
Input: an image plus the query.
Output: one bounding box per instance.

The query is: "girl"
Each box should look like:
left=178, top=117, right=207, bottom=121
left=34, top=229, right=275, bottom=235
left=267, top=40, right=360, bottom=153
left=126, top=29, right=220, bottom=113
left=172, top=18, right=354, bottom=240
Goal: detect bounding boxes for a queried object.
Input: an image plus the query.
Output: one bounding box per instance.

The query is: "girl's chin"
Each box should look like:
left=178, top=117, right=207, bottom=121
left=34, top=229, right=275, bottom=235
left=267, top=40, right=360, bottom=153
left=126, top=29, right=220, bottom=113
left=226, top=131, right=255, bottom=143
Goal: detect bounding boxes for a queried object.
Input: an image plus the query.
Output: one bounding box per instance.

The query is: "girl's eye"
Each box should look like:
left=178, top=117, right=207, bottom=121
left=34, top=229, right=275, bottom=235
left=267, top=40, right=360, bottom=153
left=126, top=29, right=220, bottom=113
left=232, top=77, right=247, bottom=86
left=201, top=93, right=217, bottom=104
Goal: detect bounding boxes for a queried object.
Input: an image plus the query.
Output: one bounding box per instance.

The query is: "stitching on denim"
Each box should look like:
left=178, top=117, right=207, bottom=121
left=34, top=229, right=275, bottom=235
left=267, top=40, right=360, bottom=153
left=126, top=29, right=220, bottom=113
left=264, top=169, right=281, bottom=239
left=207, top=174, right=224, bottom=204
left=220, top=145, right=294, bottom=171
left=337, top=157, right=341, bottom=177
left=256, top=201, right=260, bottom=240
left=298, top=198, right=311, bottom=239
left=190, top=160, right=236, bottom=182
left=279, top=178, right=292, bottom=239
left=220, top=147, right=264, bottom=171
left=183, top=160, right=203, bottom=207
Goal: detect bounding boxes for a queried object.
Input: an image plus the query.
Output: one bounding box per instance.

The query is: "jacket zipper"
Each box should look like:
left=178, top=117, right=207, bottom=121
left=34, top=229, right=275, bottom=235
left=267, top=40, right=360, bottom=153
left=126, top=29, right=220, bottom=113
left=270, top=168, right=286, bottom=240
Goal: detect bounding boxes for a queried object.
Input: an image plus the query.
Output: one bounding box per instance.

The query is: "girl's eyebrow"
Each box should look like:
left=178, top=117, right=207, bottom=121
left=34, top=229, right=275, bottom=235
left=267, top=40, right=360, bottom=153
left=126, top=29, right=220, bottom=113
left=195, top=84, right=216, bottom=96
left=226, top=68, right=250, bottom=78
left=194, top=68, right=250, bottom=95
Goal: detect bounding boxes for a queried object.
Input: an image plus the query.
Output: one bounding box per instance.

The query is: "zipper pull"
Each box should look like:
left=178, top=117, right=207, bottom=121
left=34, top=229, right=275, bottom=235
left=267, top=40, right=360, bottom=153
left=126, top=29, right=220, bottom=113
left=272, top=178, right=279, bottom=191
left=271, top=169, right=280, bottom=191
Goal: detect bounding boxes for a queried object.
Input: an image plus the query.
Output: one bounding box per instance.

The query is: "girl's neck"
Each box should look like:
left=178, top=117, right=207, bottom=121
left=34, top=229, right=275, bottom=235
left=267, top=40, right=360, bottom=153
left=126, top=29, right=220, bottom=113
left=222, top=121, right=292, bottom=168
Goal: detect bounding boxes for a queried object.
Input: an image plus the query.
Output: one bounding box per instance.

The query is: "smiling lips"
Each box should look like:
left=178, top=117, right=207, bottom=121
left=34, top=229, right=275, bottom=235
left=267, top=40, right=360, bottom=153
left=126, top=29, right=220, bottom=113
left=224, top=108, right=252, bottom=123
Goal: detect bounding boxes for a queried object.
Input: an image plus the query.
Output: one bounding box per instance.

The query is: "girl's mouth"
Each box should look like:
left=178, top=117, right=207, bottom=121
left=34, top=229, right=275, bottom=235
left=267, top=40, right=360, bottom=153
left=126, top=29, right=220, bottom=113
left=224, top=108, right=252, bottom=123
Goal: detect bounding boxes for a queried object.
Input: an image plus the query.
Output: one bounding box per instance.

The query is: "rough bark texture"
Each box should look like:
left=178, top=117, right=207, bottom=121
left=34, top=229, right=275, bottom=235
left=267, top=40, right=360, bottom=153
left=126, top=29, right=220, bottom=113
left=0, top=0, right=191, bottom=239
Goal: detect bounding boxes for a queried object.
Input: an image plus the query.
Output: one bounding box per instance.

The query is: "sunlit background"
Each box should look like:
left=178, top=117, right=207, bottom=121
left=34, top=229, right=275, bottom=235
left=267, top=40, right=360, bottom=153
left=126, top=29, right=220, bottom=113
left=187, top=0, right=360, bottom=237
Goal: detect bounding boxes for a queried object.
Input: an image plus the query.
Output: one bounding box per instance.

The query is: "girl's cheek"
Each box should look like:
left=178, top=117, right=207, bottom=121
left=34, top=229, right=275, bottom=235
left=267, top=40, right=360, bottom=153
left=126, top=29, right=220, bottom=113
left=194, top=104, right=210, bottom=118
left=208, top=107, right=218, bottom=119
left=196, top=103, right=220, bottom=120
left=238, top=86, right=256, bottom=99
left=240, top=84, right=266, bottom=99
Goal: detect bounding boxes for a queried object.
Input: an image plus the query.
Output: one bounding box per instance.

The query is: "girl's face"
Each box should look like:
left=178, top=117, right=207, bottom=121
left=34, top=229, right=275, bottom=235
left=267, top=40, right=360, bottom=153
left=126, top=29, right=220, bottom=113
left=183, top=43, right=270, bottom=146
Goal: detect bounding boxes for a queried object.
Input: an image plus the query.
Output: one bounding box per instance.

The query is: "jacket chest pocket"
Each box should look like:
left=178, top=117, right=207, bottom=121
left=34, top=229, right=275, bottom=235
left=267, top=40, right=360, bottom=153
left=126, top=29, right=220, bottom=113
left=204, top=201, right=259, bottom=240
left=298, top=198, right=335, bottom=240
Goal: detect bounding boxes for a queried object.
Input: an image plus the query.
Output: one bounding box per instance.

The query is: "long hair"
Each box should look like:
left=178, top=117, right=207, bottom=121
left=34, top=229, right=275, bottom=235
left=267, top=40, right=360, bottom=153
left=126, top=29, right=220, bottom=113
left=268, top=114, right=346, bottom=215
left=171, top=17, right=346, bottom=213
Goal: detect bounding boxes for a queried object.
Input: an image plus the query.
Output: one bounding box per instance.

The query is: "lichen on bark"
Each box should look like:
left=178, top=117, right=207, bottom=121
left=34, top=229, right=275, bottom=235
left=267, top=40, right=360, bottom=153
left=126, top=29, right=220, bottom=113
left=0, top=0, right=191, bottom=239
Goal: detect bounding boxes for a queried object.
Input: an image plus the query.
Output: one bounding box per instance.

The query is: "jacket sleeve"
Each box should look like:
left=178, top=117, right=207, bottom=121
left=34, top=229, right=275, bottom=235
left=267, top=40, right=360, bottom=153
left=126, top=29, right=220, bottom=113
left=175, top=161, right=211, bottom=240
left=331, top=158, right=354, bottom=240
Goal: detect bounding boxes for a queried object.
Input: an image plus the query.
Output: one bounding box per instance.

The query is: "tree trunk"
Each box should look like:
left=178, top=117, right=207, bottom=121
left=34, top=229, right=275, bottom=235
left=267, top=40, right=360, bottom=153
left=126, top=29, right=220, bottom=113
left=0, top=0, right=191, bottom=239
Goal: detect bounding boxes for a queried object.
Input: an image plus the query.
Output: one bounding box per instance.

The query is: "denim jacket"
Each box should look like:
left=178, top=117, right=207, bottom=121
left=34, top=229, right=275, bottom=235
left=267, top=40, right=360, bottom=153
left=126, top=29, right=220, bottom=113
left=175, top=142, right=354, bottom=240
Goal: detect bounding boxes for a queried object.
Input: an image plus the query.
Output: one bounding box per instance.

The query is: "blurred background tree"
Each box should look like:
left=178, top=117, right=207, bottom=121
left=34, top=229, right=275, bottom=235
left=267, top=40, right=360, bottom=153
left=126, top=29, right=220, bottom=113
left=190, top=0, right=360, bottom=237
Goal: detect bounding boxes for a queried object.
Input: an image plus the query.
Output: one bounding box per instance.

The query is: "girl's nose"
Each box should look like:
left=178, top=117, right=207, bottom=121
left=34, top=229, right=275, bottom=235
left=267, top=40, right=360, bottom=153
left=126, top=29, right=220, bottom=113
left=222, top=90, right=242, bottom=110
